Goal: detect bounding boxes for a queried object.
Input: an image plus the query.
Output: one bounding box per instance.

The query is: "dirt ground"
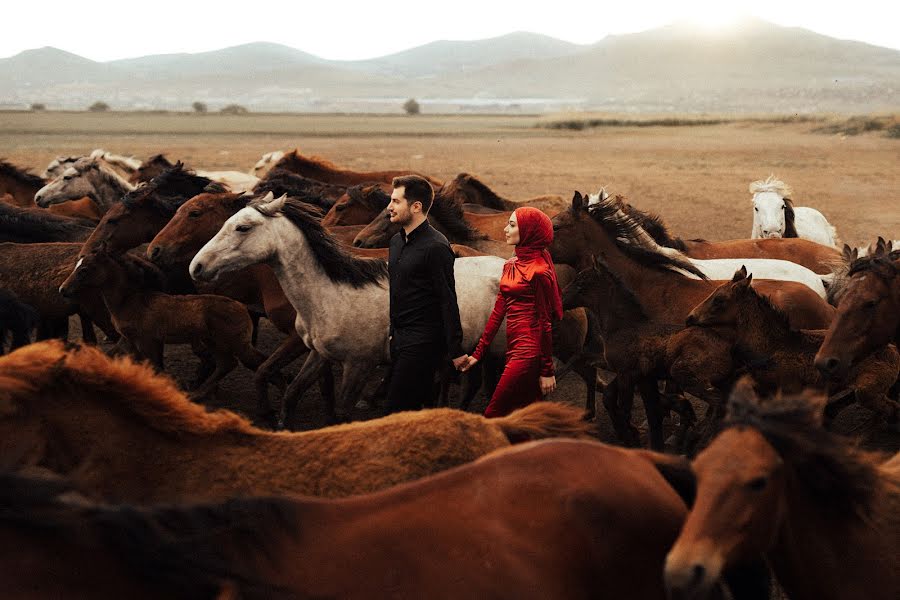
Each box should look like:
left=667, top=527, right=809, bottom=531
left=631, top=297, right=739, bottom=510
left=4, top=113, right=898, bottom=452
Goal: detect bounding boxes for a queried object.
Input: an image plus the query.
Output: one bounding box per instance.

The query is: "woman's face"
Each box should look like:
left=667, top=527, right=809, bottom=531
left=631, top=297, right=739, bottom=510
left=504, top=212, right=520, bottom=245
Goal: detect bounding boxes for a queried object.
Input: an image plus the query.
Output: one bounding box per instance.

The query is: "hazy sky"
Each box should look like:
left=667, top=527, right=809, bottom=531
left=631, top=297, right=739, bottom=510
left=4, top=0, right=898, bottom=61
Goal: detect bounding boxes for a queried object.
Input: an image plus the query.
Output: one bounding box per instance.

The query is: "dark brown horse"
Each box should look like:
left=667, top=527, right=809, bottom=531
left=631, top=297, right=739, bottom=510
left=271, top=149, right=443, bottom=186
left=621, top=199, right=842, bottom=274
left=0, top=341, right=595, bottom=503
left=0, top=288, right=39, bottom=352
left=2, top=437, right=694, bottom=600
left=0, top=202, right=95, bottom=243
left=550, top=192, right=834, bottom=330
left=816, top=251, right=900, bottom=380
left=254, top=167, right=347, bottom=208
left=665, top=379, right=900, bottom=600
left=688, top=267, right=899, bottom=424
left=321, top=183, right=391, bottom=227
left=60, top=249, right=268, bottom=400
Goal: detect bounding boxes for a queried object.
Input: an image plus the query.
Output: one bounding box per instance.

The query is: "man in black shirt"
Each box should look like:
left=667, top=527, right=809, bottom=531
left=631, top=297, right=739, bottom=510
left=386, top=174, right=467, bottom=413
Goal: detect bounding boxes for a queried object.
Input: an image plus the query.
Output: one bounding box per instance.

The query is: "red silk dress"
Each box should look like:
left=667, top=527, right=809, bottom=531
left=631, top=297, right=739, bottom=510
left=471, top=260, right=558, bottom=417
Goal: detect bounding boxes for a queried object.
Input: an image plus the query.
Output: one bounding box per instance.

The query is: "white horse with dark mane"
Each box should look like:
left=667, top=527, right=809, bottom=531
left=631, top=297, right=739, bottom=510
left=749, top=175, right=839, bottom=247
left=190, top=193, right=506, bottom=424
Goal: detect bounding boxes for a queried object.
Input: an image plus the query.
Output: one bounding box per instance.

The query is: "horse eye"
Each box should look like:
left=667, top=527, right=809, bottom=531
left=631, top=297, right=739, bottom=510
left=236, top=224, right=252, bottom=233
left=747, top=476, right=768, bottom=491
left=864, top=300, right=877, bottom=309
left=781, top=205, right=786, bottom=210
left=335, top=204, right=346, bottom=212
left=106, top=218, right=119, bottom=225
left=188, top=211, right=201, bottom=218
left=754, top=207, right=758, bottom=212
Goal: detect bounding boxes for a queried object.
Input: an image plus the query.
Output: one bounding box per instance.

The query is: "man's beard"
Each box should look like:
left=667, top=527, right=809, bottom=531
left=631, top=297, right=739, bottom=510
left=394, top=211, right=413, bottom=227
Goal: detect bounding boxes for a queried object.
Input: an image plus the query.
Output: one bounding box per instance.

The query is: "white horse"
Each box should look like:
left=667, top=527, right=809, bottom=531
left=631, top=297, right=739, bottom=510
left=195, top=170, right=259, bottom=192
left=250, top=150, right=285, bottom=178
left=35, top=156, right=136, bottom=211
left=749, top=176, right=839, bottom=247
left=42, top=149, right=141, bottom=181
left=190, top=193, right=506, bottom=424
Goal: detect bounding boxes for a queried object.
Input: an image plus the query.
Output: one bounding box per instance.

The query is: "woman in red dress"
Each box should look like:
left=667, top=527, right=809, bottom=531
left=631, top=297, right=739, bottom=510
left=460, top=207, right=564, bottom=417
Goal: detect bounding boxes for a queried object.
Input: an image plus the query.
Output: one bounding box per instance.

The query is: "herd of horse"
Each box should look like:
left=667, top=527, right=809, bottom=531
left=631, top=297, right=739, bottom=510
left=0, top=147, right=897, bottom=598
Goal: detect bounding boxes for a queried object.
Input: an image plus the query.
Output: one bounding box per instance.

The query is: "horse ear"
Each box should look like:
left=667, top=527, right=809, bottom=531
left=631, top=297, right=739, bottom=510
left=841, top=244, right=852, bottom=260
left=731, top=266, right=748, bottom=282
left=572, top=191, right=585, bottom=211
left=265, top=193, right=287, bottom=213
left=727, top=375, right=759, bottom=418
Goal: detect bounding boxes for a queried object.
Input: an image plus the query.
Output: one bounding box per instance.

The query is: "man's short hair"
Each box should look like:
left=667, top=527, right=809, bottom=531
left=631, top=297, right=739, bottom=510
left=392, top=175, right=434, bottom=213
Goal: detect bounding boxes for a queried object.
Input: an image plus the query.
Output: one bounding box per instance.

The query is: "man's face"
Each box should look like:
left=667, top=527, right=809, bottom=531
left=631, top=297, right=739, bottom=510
left=389, top=186, right=418, bottom=227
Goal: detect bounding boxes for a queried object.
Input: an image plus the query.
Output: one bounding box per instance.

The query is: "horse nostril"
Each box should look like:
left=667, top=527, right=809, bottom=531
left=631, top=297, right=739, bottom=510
left=686, top=315, right=697, bottom=326
left=817, top=357, right=840, bottom=374
left=352, top=239, right=363, bottom=248
left=192, top=263, right=203, bottom=277
left=690, top=564, right=706, bottom=588
left=149, top=246, right=160, bottom=259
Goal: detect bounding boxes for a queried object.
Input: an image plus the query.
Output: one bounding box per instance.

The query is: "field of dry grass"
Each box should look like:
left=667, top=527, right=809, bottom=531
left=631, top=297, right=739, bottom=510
left=2, top=111, right=897, bottom=246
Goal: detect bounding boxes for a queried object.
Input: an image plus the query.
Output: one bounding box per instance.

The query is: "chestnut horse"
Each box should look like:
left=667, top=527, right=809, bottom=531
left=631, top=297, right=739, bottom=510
left=816, top=251, right=900, bottom=380
left=271, top=149, right=443, bottom=186
left=3, top=438, right=695, bottom=600
left=321, top=183, right=391, bottom=227
left=550, top=192, right=834, bottom=330
left=621, top=199, right=841, bottom=274
left=0, top=341, right=594, bottom=503
left=665, top=380, right=899, bottom=600
left=687, top=267, right=899, bottom=424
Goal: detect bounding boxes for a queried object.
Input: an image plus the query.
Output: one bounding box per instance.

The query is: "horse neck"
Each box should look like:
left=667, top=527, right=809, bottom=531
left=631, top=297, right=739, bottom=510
left=91, top=169, right=132, bottom=210
left=96, top=261, right=142, bottom=317
left=769, top=469, right=895, bottom=600
left=586, top=277, right=647, bottom=336
left=735, top=295, right=793, bottom=351
left=1, top=177, right=41, bottom=206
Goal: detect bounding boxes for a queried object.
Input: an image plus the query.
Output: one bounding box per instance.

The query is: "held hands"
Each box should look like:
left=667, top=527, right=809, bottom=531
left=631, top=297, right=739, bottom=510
left=540, top=375, right=556, bottom=396
left=454, top=355, right=479, bottom=372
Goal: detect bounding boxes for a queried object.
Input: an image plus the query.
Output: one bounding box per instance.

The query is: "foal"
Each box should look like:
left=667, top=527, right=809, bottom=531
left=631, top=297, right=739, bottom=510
left=688, top=267, right=900, bottom=424
left=59, top=249, right=268, bottom=399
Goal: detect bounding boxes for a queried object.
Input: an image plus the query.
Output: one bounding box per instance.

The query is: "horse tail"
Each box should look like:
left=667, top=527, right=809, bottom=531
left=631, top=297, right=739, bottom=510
left=493, top=401, right=595, bottom=444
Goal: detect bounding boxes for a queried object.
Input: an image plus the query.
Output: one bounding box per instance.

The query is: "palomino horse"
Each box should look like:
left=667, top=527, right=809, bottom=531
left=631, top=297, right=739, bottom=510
left=665, top=379, right=899, bottom=600
left=619, top=197, right=841, bottom=274
left=749, top=175, right=840, bottom=247
left=687, top=267, right=899, bottom=424
left=190, top=194, right=509, bottom=424
left=3, top=438, right=695, bottom=600
left=0, top=340, right=593, bottom=503
left=816, top=250, right=900, bottom=380
left=35, top=156, right=136, bottom=212
left=271, top=149, right=444, bottom=186
left=550, top=192, right=834, bottom=330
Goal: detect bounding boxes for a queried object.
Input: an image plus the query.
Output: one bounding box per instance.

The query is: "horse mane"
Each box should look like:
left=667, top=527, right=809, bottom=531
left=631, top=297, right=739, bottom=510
left=88, top=149, right=142, bottom=172
left=0, top=470, right=291, bottom=598
left=782, top=198, right=798, bottom=238
left=0, top=203, right=95, bottom=241
left=427, top=193, right=489, bottom=242
left=847, top=251, right=900, bottom=279
left=0, top=341, right=257, bottom=437
left=73, top=156, right=136, bottom=195
left=123, top=163, right=213, bottom=213
left=346, top=184, right=390, bottom=212
left=440, top=173, right=517, bottom=211
left=253, top=169, right=335, bottom=209
left=108, top=252, right=169, bottom=291
left=274, top=150, right=341, bottom=177
left=254, top=197, right=388, bottom=287
left=146, top=154, right=173, bottom=167
left=618, top=200, right=688, bottom=251
left=585, top=194, right=708, bottom=279
left=749, top=175, right=792, bottom=198
left=724, top=389, right=888, bottom=522
left=0, top=159, right=45, bottom=187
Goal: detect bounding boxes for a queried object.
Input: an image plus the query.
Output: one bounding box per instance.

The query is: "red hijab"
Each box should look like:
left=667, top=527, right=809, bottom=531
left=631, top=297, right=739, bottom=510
left=508, top=207, right=563, bottom=320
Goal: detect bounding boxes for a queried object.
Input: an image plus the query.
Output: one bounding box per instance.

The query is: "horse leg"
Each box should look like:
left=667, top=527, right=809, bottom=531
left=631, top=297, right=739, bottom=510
left=602, top=376, right=639, bottom=447
left=249, top=311, right=262, bottom=347
left=190, top=352, right=238, bottom=401
left=253, top=333, right=308, bottom=427
left=336, top=361, right=374, bottom=423
left=637, top=378, right=665, bottom=451
left=459, top=361, right=484, bottom=412
left=572, top=358, right=597, bottom=421
left=77, top=314, right=97, bottom=344
left=281, top=350, right=327, bottom=430
left=189, top=344, right=216, bottom=390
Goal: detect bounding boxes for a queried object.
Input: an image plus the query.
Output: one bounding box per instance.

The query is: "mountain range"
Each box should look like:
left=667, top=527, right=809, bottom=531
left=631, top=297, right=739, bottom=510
left=1, top=18, right=897, bottom=113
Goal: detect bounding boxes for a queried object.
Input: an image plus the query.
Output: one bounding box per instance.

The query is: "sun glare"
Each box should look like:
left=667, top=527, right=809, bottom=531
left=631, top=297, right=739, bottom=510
left=682, top=5, right=743, bottom=30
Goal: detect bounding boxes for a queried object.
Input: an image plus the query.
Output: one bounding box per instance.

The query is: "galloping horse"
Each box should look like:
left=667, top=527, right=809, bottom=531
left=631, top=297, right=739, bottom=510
left=665, top=379, right=899, bottom=600
left=3, top=438, right=693, bottom=600
left=550, top=192, right=834, bottom=330
left=749, top=175, right=840, bottom=247
left=190, top=194, right=509, bottom=424
left=0, top=340, right=593, bottom=503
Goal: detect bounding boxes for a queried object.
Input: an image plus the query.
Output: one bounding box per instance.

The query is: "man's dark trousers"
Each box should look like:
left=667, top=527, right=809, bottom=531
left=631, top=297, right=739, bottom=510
left=385, top=340, right=443, bottom=413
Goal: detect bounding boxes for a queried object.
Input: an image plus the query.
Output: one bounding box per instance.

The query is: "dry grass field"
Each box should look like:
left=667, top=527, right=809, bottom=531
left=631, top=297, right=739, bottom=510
left=2, top=111, right=897, bottom=451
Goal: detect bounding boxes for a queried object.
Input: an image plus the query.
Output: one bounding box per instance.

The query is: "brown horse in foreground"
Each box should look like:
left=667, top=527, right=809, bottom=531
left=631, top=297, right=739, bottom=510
left=550, top=192, right=834, bottom=330
left=816, top=251, right=900, bottom=380
left=0, top=341, right=595, bottom=503
left=665, top=379, right=900, bottom=600
left=687, top=267, right=899, bottom=425
left=272, top=149, right=443, bottom=187
left=3, top=439, right=694, bottom=600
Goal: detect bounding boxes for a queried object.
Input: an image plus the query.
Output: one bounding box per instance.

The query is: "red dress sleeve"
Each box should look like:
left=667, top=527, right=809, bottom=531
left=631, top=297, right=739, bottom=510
left=471, top=291, right=506, bottom=361
left=534, top=271, right=557, bottom=377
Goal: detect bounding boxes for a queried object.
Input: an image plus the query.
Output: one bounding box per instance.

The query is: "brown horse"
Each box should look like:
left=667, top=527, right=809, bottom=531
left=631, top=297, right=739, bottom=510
left=0, top=159, right=102, bottom=220
left=3, top=439, right=695, bottom=600
left=321, top=183, right=391, bottom=227
left=621, top=199, right=842, bottom=274
left=59, top=249, right=269, bottom=400
left=562, top=255, right=735, bottom=450
left=0, top=242, right=115, bottom=343
left=271, top=149, right=443, bottom=186
left=0, top=202, right=95, bottom=243
left=0, top=341, right=594, bottom=502
left=550, top=192, right=834, bottom=330
left=816, top=251, right=900, bottom=380
left=254, top=167, right=348, bottom=207
left=688, top=267, right=899, bottom=424
left=665, top=379, right=900, bottom=600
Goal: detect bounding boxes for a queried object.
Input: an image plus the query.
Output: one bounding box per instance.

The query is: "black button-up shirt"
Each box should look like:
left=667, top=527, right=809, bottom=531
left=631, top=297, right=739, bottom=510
left=389, top=220, right=464, bottom=358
